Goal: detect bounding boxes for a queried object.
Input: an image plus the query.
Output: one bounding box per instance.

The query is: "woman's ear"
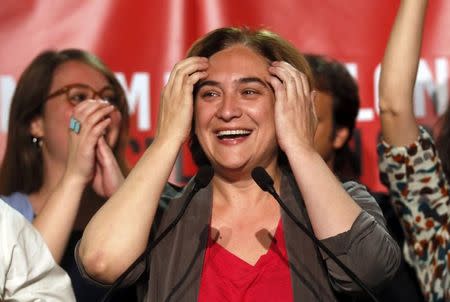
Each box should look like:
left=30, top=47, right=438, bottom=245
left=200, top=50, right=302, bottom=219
left=333, top=127, right=350, bottom=150
left=29, top=115, right=44, bottom=138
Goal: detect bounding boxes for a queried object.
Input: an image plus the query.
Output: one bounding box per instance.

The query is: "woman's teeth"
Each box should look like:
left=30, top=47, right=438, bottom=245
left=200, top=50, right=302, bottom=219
left=216, top=129, right=251, bottom=139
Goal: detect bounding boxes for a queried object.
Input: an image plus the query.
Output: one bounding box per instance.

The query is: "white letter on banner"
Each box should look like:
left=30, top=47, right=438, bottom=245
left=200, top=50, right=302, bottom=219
left=432, top=58, right=448, bottom=115
left=414, top=59, right=448, bottom=117
left=115, top=72, right=151, bottom=130
left=345, top=63, right=358, bottom=78
left=346, top=63, right=375, bottom=122
left=0, top=75, right=16, bottom=132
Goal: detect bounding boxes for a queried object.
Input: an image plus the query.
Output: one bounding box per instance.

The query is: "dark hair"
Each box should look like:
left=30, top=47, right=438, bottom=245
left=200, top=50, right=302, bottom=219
left=186, top=27, right=314, bottom=167
left=305, top=54, right=360, bottom=180
left=0, top=49, right=129, bottom=195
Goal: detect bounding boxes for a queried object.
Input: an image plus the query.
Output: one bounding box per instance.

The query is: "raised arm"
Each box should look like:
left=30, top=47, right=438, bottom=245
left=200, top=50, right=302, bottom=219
left=268, top=61, right=400, bottom=289
left=32, top=100, right=120, bottom=262
left=379, top=0, right=428, bottom=146
left=268, top=61, right=362, bottom=239
left=78, top=57, right=208, bottom=284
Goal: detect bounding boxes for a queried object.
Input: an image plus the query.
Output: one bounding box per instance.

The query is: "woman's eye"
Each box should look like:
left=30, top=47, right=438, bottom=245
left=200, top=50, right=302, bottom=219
left=70, top=93, right=89, bottom=102
left=201, top=91, right=219, bottom=98
left=242, top=89, right=258, bottom=96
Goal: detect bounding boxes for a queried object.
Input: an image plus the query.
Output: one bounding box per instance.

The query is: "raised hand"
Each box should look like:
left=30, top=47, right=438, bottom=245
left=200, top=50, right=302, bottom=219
left=92, top=136, right=124, bottom=197
left=65, top=99, right=117, bottom=187
left=34, top=99, right=119, bottom=262
left=78, top=58, right=209, bottom=282
left=156, top=57, right=208, bottom=144
left=267, top=61, right=317, bottom=155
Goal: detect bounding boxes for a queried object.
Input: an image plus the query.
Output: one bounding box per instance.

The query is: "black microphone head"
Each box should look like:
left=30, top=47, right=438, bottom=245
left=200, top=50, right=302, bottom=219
left=251, top=167, right=274, bottom=192
left=194, top=166, right=214, bottom=189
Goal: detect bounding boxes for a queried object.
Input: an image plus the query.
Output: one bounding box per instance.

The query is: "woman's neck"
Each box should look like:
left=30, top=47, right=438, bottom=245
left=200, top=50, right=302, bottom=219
left=211, top=165, right=282, bottom=209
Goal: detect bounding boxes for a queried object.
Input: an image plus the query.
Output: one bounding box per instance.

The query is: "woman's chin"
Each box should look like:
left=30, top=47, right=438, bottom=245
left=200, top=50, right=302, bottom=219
left=212, top=159, right=253, bottom=174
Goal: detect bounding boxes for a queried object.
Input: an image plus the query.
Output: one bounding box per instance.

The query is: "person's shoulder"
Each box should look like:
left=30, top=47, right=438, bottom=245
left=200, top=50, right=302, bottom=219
left=341, top=180, right=368, bottom=193
left=1, top=191, right=28, bottom=202
left=0, top=192, right=34, bottom=221
left=0, top=198, right=28, bottom=237
left=341, top=181, right=383, bottom=210
left=159, top=182, right=185, bottom=209
left=0, top=199, right=76, bottom=301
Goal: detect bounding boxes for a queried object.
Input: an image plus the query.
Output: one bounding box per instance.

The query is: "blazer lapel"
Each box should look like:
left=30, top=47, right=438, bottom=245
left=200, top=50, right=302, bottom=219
left=280, top=170, right=337, bottom=301
left=148, top=180, right=212, bottom=302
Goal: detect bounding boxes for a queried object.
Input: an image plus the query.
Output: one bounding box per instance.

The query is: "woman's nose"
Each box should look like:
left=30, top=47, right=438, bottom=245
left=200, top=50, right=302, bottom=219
left=215, top=93, right=242, bottom=121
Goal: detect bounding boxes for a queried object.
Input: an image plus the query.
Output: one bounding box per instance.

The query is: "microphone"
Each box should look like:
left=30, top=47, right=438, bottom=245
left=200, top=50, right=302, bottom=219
left=193, top=165, right=215, bottom=190
left=101, top=166, right=214, bottom=302
left=251, top=167, right=379, bottom=302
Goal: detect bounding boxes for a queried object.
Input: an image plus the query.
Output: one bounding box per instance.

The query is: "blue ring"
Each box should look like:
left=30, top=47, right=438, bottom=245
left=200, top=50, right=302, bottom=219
left=69, top=117, right=81, bottom=134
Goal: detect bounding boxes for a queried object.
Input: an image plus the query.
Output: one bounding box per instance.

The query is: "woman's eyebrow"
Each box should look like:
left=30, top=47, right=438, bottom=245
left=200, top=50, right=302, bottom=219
left=237, top=77, right=270, bottom=88
left=196, top=77, right=271, bottom=90
left=196, top=80, right=220, bottom=90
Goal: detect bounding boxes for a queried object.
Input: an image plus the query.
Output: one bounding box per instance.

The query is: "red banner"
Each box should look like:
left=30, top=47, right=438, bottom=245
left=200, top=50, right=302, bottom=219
left=1, top=0, right=449, bottom=191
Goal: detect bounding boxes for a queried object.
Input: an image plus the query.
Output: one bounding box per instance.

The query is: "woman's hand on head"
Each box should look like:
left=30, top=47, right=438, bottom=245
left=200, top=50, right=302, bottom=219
left=156, top=57, right=208, bottom=145
left=65, top=99, right=117, bottom=187
left=267, top=61, right=317, bottom=155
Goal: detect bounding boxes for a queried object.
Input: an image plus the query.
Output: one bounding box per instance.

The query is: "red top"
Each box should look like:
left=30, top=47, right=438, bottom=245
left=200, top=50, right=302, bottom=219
left=198, top=220, right=294, bottom=302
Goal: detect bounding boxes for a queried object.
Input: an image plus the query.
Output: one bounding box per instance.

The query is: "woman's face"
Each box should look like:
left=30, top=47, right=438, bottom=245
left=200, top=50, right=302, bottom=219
left=194, top=45, right=278, bottom=174
left=32, top=60, right=122, bottom=165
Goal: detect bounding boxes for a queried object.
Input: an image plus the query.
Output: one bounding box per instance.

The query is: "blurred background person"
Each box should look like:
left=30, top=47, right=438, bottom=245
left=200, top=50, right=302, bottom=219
left=0, top=198, right=75, bottom=301
left=0, top=49, right=135, bottom=301
left=305, top=54, right=360, bottom=182
left=377, top=0, right=449, bottom=300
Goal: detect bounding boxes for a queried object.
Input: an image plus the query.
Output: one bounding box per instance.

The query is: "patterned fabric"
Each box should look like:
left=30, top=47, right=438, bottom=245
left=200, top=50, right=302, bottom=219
left=378, top=126, right=450, bottom=302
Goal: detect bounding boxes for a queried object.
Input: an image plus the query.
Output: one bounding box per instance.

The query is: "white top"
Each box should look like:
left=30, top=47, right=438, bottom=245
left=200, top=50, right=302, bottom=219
left=0, top=199, right=75, bottom=301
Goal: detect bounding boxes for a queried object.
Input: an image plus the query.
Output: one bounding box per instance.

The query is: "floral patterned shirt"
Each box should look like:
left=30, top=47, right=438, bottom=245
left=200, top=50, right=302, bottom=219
left=378, top=126, right=450, bottom=302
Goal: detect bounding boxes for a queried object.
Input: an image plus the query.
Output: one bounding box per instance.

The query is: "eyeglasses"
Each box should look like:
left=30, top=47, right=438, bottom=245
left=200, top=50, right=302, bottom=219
left=46, top=83, right=119, bottom=105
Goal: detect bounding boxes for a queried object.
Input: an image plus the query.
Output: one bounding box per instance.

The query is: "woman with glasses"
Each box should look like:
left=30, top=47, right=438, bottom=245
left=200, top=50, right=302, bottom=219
left=0, top=49, right=131, bottom=301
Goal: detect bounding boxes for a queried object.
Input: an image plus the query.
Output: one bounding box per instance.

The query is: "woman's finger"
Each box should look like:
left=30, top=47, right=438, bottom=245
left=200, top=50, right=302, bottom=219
left=165, top=57, right=208, bottom=96
left=269, top=61, right=301, bottom=104
left=267, top=73, right=287, bottom=107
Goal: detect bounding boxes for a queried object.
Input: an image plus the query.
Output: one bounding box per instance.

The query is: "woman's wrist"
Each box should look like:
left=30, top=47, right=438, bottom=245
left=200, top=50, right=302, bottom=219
left=60, top=170, right=89, bottom=192
left=283, top=139, right=317, bottom=163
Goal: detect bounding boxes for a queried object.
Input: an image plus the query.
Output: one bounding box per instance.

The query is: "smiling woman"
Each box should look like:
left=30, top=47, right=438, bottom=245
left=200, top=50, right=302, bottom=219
left=77, top=27, right=401, bottom=302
